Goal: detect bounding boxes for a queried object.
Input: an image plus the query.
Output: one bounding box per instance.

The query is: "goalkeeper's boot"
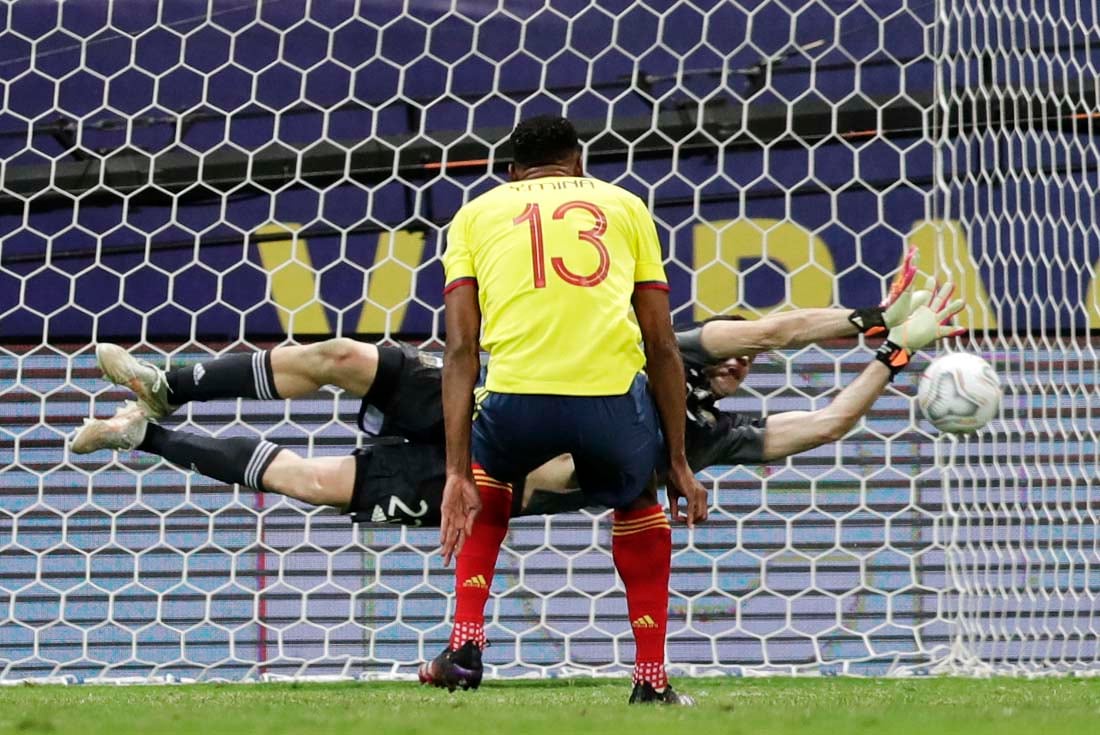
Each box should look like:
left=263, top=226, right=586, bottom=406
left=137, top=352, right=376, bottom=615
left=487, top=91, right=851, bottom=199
left=628, top=682, right=697, bottom=706
left=417, top=641, right=483, bottom=692
left=96, top=343, right=176, bottom=418
left=70, top=402, right=148, bottom=454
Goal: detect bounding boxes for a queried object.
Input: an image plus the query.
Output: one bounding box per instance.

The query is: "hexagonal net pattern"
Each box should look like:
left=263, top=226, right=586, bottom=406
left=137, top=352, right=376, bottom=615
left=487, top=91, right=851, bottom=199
left=0, top=0, right=1097, bottom=682
left=927, top=2, right=1100, bottom=675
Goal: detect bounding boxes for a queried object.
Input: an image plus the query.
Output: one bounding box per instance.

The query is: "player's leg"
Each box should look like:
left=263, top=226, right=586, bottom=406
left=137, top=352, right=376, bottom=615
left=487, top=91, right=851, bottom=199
left=70, top=403, right=355, bottom=508
left=418, top=468, right=512, bottom=691
left=268, top=338, right=378, bottom=397
left=610, top=483, right=683, bottom=704
left=257, top=450, right=355, bottom=508
left=420, top=392, right=562, bottom=690
left=95, top=338, right=380, bottom=417
left=572, top=374, right=693, bottom=705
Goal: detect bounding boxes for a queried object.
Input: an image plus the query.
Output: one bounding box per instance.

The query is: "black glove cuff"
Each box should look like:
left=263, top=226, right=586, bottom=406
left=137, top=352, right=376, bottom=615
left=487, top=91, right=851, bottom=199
left=874, top=340, right=911, bottom=381
left=848, top=306, right=888, bottom=337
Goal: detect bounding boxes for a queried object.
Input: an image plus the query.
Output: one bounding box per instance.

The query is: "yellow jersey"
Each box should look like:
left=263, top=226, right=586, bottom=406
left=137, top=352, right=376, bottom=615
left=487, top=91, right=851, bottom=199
left=442, top=176, right=668, bottom=395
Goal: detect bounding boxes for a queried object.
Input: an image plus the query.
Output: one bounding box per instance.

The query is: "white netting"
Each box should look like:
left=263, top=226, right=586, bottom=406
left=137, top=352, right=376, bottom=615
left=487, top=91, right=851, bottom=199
left=0, top=0, right=1097, bottom=682
left=929, top=1, right=1100, bottom=674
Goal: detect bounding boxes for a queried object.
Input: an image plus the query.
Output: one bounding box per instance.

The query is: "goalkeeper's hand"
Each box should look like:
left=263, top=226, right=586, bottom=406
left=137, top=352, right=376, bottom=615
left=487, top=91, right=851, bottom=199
left=849, top=244, right=919, bottom=336
left=881, top=244, right=921, bottom=328
left=875, top=277, right=967, bottom=379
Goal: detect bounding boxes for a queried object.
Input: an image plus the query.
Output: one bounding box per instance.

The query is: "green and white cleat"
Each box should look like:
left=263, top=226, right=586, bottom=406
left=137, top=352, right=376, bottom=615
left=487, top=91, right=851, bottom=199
left=70, top=402, right=149, bottom=455
left=95, top=343, right=176, bottom=418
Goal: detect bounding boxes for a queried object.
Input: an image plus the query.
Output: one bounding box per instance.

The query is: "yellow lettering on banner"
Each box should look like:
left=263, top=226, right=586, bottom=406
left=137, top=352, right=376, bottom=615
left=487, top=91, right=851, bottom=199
left=357, top=230, right=426, bottom=334
left=907, top=220, right=997, bottom=330
left=693, top=218, right=836, bottom=320
left=255, top=223, right=331, bottom=335
left=1086, top=266, right=1100, bottom=328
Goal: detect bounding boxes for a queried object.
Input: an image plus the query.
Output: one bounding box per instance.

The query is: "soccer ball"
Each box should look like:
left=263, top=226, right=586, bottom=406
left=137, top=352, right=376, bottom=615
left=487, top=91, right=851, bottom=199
left=917, top=353, right=1002, bottom=434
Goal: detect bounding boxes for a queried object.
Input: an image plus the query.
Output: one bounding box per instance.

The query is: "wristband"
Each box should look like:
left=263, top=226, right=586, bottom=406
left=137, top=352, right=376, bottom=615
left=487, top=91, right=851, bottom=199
left=874, top=339, right=911, bottom=380
left=848, top=307, right=888, bottom=337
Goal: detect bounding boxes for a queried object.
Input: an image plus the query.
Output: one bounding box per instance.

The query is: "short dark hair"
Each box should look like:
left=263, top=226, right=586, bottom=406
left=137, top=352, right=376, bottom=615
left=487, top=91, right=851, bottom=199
left=508, top=115, right=580, bottom=167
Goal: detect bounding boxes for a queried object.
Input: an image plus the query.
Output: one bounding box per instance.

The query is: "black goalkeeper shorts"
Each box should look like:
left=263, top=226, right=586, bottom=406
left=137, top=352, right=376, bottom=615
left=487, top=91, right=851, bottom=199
left=346, top=442, right=445, bottom=527
left=357, top=343, right=444, bottom=445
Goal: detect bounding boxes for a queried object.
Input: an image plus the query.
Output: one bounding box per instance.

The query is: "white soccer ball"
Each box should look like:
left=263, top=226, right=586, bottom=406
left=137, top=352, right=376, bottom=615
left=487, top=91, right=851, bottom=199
left=917, top=352, right=1002, bottom=434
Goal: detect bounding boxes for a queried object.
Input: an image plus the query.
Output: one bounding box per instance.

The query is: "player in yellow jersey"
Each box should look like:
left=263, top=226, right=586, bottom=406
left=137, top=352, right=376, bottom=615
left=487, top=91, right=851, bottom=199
left=426, top=116, right=705, bottom=704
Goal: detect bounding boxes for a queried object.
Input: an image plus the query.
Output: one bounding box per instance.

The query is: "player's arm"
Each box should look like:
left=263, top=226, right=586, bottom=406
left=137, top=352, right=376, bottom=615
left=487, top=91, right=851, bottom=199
left=439, top=208, right=483, bottom=564
left=634, top=287, right=707, bottom=526
left=440, top=282, right=482, bottom=562
left=442, top=285, right=480, bottom=479
left=688, top=245, right=921, bottom=362
left=696, top=309, right=857, bottom=359
left=629, top=199, right=708, bottom=525
left=760, top=360, right=891, bottom=460
left=760, top=277, right=966, bottom=461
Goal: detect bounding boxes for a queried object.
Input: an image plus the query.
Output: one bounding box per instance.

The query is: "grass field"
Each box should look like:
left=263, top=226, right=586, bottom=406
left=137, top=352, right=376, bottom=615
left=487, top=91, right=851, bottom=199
left=2, top=678, right=1100, bottom=735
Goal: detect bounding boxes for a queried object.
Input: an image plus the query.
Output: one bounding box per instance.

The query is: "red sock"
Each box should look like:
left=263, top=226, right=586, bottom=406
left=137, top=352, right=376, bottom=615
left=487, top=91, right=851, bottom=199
left=448, top=466, right=512, bottom=651
left=612, top=505, right=672, bottom=690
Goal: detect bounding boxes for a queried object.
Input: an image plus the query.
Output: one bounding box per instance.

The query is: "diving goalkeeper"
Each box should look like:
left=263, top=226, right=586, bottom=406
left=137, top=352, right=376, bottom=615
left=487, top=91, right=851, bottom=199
left=71, top=268, right=962, bottom=525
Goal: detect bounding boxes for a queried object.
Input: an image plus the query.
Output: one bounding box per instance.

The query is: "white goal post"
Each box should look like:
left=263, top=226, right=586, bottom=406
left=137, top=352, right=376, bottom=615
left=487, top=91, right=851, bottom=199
left=1, top=0, right=1098, bottom=682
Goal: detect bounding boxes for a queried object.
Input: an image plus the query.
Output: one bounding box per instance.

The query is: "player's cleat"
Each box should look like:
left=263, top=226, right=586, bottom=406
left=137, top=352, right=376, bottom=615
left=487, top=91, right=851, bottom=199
left=70, top=402, right=149, bottom=454
left=417, top=641, right=483, bottom=692
left=96, top=343, right=176, bottom=418
left=628, top=682, right=697, bottom=706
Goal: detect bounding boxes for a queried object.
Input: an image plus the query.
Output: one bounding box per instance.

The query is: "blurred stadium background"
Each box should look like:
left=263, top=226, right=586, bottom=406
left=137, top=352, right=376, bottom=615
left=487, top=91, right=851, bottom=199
left=1, top=0, right=1098, bottom=684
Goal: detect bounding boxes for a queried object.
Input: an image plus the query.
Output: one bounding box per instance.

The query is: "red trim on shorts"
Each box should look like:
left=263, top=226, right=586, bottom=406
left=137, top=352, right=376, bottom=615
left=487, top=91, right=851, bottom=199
left=443, top=277, right=478, bottom=295
left=634, top=281, right=670, bottom=292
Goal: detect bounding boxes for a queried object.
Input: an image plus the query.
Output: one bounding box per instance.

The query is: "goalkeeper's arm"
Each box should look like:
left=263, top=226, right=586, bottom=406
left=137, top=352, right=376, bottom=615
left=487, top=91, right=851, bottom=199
left=760, top=359, right=892, bottom=461
left=685, top=245, right=921, bottom=363
left=758, top=277, right=966, bottom=461
left=694, top=308, right=863, bottom=360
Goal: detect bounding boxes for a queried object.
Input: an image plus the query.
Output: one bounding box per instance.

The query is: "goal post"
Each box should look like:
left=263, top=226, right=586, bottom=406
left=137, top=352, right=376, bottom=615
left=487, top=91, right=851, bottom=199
left=1, top=0, right=1098, bottom=682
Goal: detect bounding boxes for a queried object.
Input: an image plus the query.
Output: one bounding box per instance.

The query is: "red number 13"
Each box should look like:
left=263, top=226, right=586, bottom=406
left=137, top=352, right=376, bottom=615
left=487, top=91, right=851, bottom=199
left=513, top=201, right=610, bottom=288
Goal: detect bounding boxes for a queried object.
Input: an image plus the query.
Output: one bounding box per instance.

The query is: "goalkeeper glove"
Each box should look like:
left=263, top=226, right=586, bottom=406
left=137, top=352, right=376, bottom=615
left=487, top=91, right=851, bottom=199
left=875, top=278, right=967, bottom=380
left=849, top=244, right=919, bottom=337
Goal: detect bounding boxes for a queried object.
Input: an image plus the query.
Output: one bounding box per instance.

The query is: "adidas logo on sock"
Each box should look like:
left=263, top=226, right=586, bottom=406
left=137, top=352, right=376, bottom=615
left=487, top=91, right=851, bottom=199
left=371, top=505, right=387, bottom=523
left=632, top=615, right=658, bottom=629
left=462, top=575, right=488, bottom=589
left=193, top=363, right=206, bottom=385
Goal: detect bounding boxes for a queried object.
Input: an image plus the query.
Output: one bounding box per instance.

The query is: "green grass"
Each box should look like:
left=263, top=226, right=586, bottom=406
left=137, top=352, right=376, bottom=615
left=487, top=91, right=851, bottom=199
left=2, top=678, right=1100, bottom=735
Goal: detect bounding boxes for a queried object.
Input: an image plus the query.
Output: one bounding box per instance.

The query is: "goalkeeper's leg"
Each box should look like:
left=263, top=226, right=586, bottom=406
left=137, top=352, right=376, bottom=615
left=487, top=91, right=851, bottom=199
left=70, top=403, right=354, bottom=507
left=96, top=338, right=380, bottom=417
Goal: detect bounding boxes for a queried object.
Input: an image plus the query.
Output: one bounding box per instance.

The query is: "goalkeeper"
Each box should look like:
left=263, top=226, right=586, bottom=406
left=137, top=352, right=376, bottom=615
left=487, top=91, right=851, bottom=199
left=71, top=258, right=962, bottom=523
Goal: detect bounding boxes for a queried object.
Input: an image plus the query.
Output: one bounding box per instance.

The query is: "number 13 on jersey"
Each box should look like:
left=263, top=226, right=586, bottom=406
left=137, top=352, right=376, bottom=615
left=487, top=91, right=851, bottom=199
left=514, top=201, right=610, bottom=288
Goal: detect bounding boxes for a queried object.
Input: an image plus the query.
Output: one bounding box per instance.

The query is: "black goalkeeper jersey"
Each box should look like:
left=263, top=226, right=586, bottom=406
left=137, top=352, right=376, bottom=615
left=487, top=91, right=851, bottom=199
left=678, top=324, right=767, bottom=471
left=351, top=338, right=767, bottom=524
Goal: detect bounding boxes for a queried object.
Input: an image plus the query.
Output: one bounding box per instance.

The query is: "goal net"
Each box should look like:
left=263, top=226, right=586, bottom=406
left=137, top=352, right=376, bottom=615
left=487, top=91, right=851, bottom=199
left=1, top=0, right=1097, bottom=682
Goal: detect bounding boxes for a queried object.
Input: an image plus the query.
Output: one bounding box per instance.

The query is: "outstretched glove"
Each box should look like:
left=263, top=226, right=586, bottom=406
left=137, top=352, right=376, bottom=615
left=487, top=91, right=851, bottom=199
left=848, top=244, right=920, bottom=337
left=875, top=277, right=967, bottom=379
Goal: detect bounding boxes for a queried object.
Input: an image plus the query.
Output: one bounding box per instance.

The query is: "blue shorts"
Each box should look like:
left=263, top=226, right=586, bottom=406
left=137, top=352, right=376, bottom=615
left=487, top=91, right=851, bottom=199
left=471, top=373, right=663, bottom=510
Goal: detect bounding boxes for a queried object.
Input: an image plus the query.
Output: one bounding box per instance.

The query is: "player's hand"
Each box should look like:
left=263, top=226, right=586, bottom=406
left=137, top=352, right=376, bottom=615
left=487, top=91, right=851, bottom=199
left=439, top=472, right=481, bottom=566
left=891, top=277, right=967, bottom=353
left=666, top=460, right=708, bottom=528
left=881, top=244, right=920, bottom=329
left=849, top=246, right=918, bottom=336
